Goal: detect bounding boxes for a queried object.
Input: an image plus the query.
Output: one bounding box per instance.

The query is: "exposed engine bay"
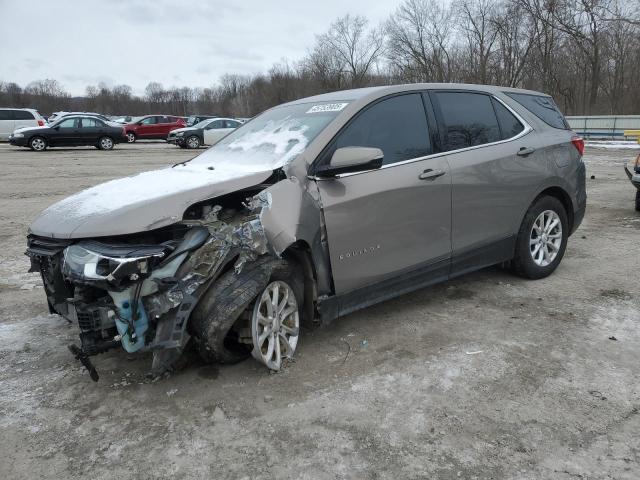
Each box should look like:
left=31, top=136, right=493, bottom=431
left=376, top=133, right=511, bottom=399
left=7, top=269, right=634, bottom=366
left=25, top=171, right=304, bottom=381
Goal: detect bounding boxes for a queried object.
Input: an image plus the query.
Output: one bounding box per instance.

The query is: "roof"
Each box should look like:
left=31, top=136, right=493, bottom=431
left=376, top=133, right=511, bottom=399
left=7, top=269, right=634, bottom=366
left=284, top=83, right=551, bottom=107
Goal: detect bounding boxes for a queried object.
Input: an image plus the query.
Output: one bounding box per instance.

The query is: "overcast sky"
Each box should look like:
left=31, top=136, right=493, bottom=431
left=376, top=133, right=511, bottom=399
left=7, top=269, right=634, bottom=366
left=0, top=0, right=400, bottom=96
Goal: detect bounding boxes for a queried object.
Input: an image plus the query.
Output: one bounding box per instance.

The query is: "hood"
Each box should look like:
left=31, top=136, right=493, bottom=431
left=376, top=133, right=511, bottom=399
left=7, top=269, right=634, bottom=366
left=30, top=163, right=274, bottom=239
left=14, top=125, right=49, bottom=133
left=169, top=127, right=197, bottom=135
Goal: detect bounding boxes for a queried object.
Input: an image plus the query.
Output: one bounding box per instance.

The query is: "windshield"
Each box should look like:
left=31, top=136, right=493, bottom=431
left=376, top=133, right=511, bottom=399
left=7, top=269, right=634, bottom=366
left=190, top=101, right=348, bottom=169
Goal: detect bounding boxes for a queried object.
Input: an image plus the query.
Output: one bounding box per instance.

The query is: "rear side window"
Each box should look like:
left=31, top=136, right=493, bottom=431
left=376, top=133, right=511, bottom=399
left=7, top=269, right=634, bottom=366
left=225, top=120, right=240, bottom=128
left=492, top=99, right=525, bottom=139
left=0, top=110, right=11, bottom=120
left=432, top=92, right=501, bottom=151
left=13, top=110, right=35, bottom=120
left=81, top=118, right=102, bottom=127
left=505, top=93, right=569, bottom=129
left=333, top=93, right=431, bottom=166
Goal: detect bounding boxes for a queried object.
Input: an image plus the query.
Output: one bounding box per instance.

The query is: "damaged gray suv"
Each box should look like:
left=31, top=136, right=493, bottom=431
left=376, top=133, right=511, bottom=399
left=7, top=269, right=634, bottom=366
left=26, top=84, right=586, bottom=381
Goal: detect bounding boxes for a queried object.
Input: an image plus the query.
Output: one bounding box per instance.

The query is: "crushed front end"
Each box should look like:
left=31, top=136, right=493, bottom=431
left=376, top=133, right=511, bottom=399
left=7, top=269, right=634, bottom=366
left=26, top=194, right=273, bottom=381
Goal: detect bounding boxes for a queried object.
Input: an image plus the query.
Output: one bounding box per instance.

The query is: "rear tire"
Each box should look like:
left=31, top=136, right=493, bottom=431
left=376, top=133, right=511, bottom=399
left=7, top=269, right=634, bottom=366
left=635, top=190, right=640, bottom=212
left=511, top=195, right=568, bottom=279
left=97, top=136, right=114, bottom=150
left=29, top=136, right=47, bottom=151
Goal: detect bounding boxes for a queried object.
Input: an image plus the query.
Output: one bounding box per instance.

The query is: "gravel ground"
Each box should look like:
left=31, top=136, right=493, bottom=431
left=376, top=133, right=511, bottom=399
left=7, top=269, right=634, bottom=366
left=0, top=142, right=638, bottom=479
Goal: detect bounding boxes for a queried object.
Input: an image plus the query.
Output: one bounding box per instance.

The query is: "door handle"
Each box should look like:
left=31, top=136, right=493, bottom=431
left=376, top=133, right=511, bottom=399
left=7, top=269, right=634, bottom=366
left=517, top=147, right=536, bottom=157
left=419, top=169, right=446, bottom=180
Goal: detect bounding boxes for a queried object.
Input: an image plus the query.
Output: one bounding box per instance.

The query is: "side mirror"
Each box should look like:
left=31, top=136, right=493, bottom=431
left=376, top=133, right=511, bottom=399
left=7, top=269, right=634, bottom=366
left=315, top=147, right=384, bottom=178
left=53, top=126, right=60, bottom=131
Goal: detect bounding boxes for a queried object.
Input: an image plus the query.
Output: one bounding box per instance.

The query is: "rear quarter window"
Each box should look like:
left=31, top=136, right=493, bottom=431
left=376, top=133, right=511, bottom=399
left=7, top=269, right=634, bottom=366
left=13, top=110, right=35, bottom=120
left=504, top=92, right=569, bottom=130
left=492, top=99, right=525, bottom=139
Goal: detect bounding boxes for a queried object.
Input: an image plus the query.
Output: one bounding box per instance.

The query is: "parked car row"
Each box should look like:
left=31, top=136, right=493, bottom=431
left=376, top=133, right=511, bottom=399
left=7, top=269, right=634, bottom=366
left=2, top=106, right=244, bottom=150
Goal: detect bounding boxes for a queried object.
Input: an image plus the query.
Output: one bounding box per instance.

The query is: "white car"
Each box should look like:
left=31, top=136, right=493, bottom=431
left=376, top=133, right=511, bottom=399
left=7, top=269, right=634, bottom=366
left=0, top=108, right=46, bottom=140
left=166, top=117, right=242, bottom=149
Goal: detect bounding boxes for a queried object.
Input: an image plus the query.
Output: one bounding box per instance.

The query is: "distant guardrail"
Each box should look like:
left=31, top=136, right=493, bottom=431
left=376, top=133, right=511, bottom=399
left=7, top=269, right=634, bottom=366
left=566, top=115, right=640, bottom=139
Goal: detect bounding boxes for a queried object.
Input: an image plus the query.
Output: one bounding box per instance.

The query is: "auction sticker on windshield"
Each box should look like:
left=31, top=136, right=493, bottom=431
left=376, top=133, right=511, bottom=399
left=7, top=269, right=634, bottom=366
left=306, top=103, right=348, bottom=114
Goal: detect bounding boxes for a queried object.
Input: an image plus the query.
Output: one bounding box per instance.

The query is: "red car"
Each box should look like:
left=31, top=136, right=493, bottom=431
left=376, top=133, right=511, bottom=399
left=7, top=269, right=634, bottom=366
left=124, top=115, right=186, bottom=142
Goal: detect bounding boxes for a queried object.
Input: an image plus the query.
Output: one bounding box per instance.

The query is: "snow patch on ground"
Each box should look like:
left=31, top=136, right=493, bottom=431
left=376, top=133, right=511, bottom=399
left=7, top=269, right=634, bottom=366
left=585, top=141, right=640, bottom=150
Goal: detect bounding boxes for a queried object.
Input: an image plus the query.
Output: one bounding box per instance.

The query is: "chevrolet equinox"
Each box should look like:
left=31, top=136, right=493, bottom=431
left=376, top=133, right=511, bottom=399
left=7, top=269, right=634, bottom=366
left=26, top=83, right=586, bottom=380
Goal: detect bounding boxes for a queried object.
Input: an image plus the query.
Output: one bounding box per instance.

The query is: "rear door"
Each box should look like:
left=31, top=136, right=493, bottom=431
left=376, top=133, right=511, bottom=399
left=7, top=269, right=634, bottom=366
left=315, top=93, right=452, bottom=293
left=429, top=90, right=543, bottom=272
left=79, top=117, right=103, bottom=144
left=0, top=110, right=14, bottom=139
left=156, top=116, right=175, bottom=138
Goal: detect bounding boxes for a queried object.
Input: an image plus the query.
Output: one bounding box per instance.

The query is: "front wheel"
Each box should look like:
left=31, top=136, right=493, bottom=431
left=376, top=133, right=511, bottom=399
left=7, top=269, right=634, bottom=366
left=126, top=132, right=136, bottom=143
left=97, top=136, right=114, bottom=150
left=511, top=196, right=568, bottom=279
left=185, top=135, right=201, bottom=149
left=29, top=136, right=47, bottom=151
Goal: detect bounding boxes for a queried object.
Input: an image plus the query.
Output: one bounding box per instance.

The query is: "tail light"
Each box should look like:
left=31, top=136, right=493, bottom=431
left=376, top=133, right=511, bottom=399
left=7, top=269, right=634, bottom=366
left=37, top=119, right=45, bottom=126
left=571, top=135, right=584, bottom=156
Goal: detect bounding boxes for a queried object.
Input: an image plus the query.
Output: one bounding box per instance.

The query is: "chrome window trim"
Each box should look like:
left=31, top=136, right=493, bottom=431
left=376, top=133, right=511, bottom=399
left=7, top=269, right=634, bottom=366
left=313, top=93, right=532, bottom=181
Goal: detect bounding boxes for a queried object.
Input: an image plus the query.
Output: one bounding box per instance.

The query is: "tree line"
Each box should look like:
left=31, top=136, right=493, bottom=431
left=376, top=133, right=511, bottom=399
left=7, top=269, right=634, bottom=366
left=1, top=0, right=639, bottom=117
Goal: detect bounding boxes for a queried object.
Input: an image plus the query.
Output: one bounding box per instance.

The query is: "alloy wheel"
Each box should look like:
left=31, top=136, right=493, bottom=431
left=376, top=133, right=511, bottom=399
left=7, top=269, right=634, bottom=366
left=187, top=136, right=200, bottom=149
left=31, top=137, right=46, bottom=151
left=251, top=280, right=299, bottom=370
left=100, top=137, right=113, bottom=150
left=529, top=210, right=563, bottom=267
left=126, top=132, right=135, bottom=143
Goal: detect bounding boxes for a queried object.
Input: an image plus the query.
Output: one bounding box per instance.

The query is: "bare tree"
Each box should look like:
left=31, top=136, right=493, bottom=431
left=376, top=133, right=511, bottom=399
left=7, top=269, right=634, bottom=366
left=386, top=0, right=457, bottom=82
left=456, top=0, right=500, bottom=84
left=315, top=14, right=385, bottom=87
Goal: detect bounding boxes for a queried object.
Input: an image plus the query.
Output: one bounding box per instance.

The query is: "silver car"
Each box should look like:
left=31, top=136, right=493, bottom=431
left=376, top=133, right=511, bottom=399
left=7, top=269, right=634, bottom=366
left=26, top=83, right=586, bottom=380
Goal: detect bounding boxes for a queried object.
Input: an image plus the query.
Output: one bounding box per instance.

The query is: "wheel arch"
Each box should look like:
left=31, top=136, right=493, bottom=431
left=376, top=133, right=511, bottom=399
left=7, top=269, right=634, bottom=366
left=532, top=186, right=575, bottom=234
left=281, top=240, right=319, bottom=325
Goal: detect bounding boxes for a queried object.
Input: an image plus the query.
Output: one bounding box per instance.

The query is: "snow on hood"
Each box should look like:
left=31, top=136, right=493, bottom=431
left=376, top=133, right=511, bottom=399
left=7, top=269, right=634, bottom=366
left=29, top=162, right=274, bottom=239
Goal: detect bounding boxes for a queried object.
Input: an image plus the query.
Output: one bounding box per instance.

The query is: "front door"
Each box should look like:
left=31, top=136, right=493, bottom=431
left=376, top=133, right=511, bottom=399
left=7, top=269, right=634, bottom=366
left=203, top=119, right=228, bottom=145
left=51, top=117, right=81, bottom=146
left=315, top=93, right=452, bottom=294
left=137, top=116, right=158, bottom=138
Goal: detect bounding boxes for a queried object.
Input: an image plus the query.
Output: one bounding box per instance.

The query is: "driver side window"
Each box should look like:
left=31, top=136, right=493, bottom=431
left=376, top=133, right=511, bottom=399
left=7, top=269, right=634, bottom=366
left=140, top=117, right=156, bottom=125
left=207, top=120, right=224, bottom=130
left=331, top=93, right=431, bottom=166
left=58, top=118, right=79, bottom=128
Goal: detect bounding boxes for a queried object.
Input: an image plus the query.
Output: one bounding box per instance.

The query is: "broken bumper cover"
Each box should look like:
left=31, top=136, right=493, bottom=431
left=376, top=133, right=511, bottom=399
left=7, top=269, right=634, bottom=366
left=26, top=196, right=275, bottom=380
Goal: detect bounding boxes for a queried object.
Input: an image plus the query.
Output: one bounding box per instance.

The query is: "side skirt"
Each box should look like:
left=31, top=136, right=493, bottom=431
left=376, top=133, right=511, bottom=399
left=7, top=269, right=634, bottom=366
left=317, top=235, right=515, bottom=324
